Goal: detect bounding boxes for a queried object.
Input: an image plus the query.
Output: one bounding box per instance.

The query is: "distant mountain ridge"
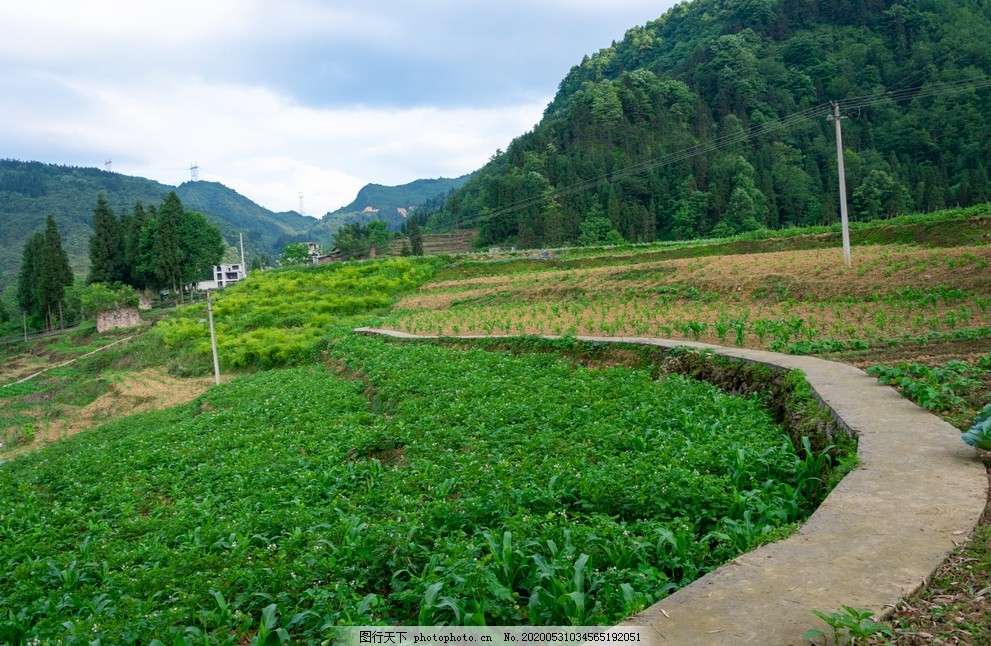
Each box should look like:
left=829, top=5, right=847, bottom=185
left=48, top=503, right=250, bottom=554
left=312, top=176, right=470, bottom=239
left=0, top=160, right=466, bottom=292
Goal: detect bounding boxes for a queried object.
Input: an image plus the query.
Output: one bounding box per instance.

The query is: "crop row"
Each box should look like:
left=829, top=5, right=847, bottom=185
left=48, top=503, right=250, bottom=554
left=385, top=295, right=991, bottom=351
left=867, top=354, right=991, bottom=422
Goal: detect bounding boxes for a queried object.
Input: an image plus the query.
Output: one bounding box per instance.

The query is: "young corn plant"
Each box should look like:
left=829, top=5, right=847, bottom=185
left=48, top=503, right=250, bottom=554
left=527, top=552, right=601, bottom=625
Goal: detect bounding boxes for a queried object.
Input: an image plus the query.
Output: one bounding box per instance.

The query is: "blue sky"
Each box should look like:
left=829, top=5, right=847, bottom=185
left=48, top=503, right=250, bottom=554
left=0, top=0, right=678, bottom=216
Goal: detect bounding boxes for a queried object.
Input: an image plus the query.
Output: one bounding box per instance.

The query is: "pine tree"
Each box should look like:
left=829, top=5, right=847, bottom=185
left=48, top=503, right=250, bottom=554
left=41, top=215, right=74, bottom=329
left=17, top=216, right=75, bottom=331
left=153, top=192, right=185, bottom=299
left=179, top=211, right=225, bottom=282
left=88, top=194, right=124, bottom=284
left=123, top=201, right=148, bottom=288
left=409, top=220, right=424, bottom=256
left=16, top=232, right=45, bottom=327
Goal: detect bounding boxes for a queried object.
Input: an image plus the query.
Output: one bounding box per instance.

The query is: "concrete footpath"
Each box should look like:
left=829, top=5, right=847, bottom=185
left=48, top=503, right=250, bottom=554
left=355, top=329, right=988, bottom=645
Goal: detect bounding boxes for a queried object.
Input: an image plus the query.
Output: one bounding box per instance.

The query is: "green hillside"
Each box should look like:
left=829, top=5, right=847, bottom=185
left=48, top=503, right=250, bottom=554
left=419, top=0, right=991, bottom=248
left=173, top=181, right=318, bottom=259
left=0, top=160, right=173, bottom=292
left=0, top=161, right=315, bottom=293
left=0, top=164, right=473, bottom=295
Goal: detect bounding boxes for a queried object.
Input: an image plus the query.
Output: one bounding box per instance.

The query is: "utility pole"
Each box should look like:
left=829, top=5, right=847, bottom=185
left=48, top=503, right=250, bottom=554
left=207, top=291, right=221, bottom=386
left=829, top=101, right=853, bottom=268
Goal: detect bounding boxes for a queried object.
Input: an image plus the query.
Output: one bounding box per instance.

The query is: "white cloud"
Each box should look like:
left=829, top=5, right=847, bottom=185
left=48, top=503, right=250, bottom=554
left=0, top=0, right=677, bottom=216
left=1, top=72, right=546, bottom=215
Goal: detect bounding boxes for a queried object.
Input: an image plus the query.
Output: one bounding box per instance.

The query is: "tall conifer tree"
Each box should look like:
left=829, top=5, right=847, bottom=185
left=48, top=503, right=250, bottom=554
left=153, top=192, right=185, bottom=298
left=16, top=232, right=45, bottom=326
left=41, top=214, right=74, bottom=329
left=88, top=194, right=124, bottom=284
left=17, top=216, right=74, bottom=330
left=123, top=201, right=149, bottom=288
left=409, top=219, right=424, bottom=256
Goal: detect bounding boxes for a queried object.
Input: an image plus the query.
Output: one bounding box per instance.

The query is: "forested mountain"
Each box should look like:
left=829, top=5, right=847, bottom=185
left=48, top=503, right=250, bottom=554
left=172, top=181, right=318, bottom=258
left=0, top=161, right=314, bottom=293
left=312, top=176, right=470, bottom=239
left=418, top=0, right=991, bottom=248
left=0, top=162, right=473, bottom=294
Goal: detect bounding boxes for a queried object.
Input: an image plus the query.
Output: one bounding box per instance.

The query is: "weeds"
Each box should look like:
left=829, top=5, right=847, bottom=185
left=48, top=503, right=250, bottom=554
left=804, top=606, right=894, bottom=645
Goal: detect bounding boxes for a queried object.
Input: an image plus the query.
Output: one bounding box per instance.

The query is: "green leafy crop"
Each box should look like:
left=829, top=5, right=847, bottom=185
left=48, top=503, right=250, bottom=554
left=0, top=336, right=829, bottom=641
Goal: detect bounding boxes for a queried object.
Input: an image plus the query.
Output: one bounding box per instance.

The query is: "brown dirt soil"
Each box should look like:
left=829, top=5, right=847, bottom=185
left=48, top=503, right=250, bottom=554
left=404, top=245, right=991, bottom=308
left=1, top=368, right=218, bottom=459
left=0, top=355, right=53, bottom=383
left=828, top=337, right=991, bottom=369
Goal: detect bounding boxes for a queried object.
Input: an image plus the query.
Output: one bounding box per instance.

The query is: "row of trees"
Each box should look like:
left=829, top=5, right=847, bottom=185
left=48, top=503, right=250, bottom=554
left=277, top=220, right=424, bottom=265
left=88, top=192, right=225, bottom=299
left=10, top=192, right=226, bottom=333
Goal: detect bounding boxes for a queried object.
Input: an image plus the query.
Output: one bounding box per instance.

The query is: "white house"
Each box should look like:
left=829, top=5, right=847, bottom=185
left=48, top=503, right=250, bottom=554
left=198, top=263, right=246, bottom=290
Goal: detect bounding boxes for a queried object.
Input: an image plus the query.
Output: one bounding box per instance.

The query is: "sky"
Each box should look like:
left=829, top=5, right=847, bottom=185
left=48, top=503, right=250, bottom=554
left=0, top=0, right=680, bottom=218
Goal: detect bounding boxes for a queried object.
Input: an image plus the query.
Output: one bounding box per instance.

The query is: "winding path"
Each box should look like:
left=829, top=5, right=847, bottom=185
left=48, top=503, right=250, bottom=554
left=356, top=328, right=987, bottom=645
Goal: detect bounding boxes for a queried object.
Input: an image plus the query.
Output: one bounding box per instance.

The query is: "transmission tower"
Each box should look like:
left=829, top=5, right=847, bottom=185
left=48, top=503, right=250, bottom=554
left=298, top=192, right=304, bottom=215
left=190, top=163, right=200, bottom=181
left=105, top=158, right=112, bottom=172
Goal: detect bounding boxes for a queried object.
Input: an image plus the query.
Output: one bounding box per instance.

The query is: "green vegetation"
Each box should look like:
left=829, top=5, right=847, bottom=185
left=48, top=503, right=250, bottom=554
left=805, top=606, right=894, bottom=645
left=962, top=404, right=991, bottom=450
left=15, top=215, right=74, bottom=331
left=11, top=191, right=225, bottom=335
left=0, top=333, right=837, bottom=641
left=333, top=220, right=393, bottom=259
left=89, top=191, right=225, bottom=295
left=152, top=257, right=441, bottom=373
left=79, top=282, right=140, bottom=316
left=316, top=176, right=470, bottom=238
left=866, top=354, right=991, bottom=434
left=0, top=247, right=855, bottom=642
left=416, top=0, right=991, bottom=250
left=408, top=220, right=424, bottom=256
left=278, top=242, right=312, bottom=266
left=867, top=357, right=990, bottom=412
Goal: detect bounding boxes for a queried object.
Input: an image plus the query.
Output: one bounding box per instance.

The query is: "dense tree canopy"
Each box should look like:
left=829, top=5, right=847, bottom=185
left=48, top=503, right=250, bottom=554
left=332, top=220, right=393, bottom=259
left=88, top=194, right=125, bottom=284
left=17, top=216, right=74, bottom=330
left=415, top=0, right=991, bottom=249
left=83, top=191, right=225, bottom=300
left=279, top=243, right=311, bottom=266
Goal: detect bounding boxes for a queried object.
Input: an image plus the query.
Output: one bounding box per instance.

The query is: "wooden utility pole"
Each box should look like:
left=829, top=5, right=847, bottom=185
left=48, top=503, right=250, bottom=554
left=829, top=101, right=853, bottom=267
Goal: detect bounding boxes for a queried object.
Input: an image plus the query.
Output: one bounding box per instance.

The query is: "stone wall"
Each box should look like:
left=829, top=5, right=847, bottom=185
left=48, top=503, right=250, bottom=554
left=97, top=307, right=142, bottom=333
